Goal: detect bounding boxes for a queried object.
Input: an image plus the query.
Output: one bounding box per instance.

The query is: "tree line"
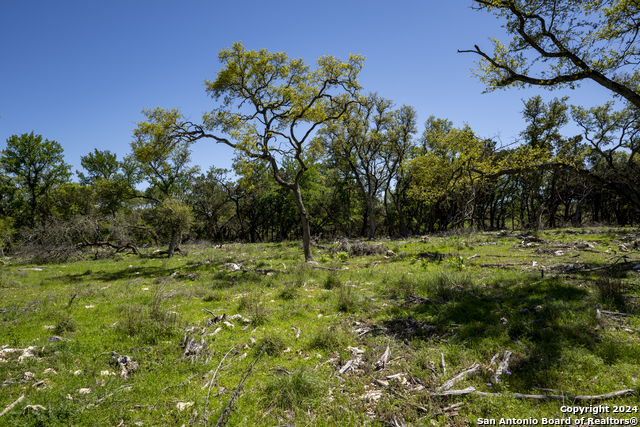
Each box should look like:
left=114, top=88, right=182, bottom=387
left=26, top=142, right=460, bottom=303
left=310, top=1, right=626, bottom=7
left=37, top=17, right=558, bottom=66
left=1, top=0, right=639, bottom=261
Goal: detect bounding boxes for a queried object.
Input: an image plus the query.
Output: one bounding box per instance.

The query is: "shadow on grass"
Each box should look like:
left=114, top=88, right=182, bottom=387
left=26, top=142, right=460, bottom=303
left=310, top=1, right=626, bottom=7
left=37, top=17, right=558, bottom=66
left=379, top=272, right=638, bottom=389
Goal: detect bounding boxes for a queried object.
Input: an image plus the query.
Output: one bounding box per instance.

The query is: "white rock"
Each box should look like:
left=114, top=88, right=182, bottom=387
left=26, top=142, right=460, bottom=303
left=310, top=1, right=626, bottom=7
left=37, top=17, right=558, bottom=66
left=176, top=402, right=194, bottom=411
left=78, top=388, right=91, bottom=394
left=74, top=370, right=82, bottom=376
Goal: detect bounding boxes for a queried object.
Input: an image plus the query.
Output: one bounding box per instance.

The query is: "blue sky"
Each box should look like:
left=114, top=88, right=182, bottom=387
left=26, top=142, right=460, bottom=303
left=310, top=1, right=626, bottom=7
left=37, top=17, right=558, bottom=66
left=1, top=0, right=616, bottom=177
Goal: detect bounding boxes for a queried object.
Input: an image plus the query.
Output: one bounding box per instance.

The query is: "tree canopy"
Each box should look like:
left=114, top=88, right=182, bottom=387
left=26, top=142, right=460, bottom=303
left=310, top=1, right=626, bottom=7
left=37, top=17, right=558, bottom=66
left=461, top=0, right=640, bottom=108
left=174, top=42, right=364, bottom=261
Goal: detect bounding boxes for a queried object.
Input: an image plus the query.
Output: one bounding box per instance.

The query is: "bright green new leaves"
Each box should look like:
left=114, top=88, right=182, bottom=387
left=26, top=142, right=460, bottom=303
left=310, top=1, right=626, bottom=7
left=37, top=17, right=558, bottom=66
left=409, top=121, right=488, bottom=203
left=200, top=42, right=364, bottom=163
left=131, top=107, right=199, bottom=200
left=155, top=198, right=194, bottom=236
left=464, top=0, right=640, bottom=108
left=181, top=42, right=364, bottom=261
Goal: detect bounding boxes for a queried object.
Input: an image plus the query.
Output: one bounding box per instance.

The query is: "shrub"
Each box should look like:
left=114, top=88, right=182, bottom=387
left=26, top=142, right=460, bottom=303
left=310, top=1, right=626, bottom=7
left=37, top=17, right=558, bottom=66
left=334, top=251, right=349, bottom=262
left=53, top=312, right=76, bottom=335
left=337, top=286, right=361, bottom=313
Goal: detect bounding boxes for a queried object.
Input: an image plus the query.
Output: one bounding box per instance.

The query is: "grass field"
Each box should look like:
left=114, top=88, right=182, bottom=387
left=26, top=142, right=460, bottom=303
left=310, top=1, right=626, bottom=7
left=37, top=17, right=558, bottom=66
left=1, top=228, right=639, bottom=426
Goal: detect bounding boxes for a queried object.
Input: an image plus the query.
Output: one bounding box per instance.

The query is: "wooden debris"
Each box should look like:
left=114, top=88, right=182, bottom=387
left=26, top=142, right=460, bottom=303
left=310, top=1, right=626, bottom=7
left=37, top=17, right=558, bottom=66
left=404, top=295, right=433, bottom=305
left=438, top=364, right=481, bottom=392
left=181, top=335, right=211, bottom=360
left=111, top=352, right=138, bottom=378
left=432, top=387, right=636, bottom=402
left=600, top=310, right=639, bottom=318
left=374, top=345, right=391, bottom=370
left=0, top=394, right=24, bottom=417
left=373, top=378, right=389, bottom=387
left=204, top=345, right=238, bottom=427
left=214, top=347, right=265, bottom=427
left=489, top=352, right=500, bottom=367
left=338, top=359, right=354, bottom=375
left=22, top=405, right=46, bottom=414
left=441, top=352, right=447, bottom=376
left=291, top=326, right=300, bottom=339
left=490, top=351, right=512, bottom=385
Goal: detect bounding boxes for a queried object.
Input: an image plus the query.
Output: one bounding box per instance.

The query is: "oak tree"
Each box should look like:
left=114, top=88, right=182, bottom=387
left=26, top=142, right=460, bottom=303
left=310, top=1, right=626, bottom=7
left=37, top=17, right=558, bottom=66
left=176, top=42, right=364, bottom=261
left=1, top=132, right=71, bottom=227
left=461, top=0, right=640, bottom=107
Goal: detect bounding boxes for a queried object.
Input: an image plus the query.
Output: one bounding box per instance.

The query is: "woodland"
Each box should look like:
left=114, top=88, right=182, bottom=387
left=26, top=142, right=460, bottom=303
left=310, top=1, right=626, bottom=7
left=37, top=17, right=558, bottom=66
left=1, top=1, right=640, bottom=259
left=0, top=1, right=640, bottom=426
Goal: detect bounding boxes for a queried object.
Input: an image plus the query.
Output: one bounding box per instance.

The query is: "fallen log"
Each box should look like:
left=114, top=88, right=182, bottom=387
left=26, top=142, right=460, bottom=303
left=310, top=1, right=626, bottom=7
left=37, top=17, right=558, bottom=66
left=432, top=387, right=636, bottom=402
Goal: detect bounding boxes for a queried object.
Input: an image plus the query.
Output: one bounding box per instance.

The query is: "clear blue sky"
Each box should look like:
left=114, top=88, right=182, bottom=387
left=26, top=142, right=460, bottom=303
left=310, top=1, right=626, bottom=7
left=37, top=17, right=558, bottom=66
left=1, top=0, right=615, bottom=177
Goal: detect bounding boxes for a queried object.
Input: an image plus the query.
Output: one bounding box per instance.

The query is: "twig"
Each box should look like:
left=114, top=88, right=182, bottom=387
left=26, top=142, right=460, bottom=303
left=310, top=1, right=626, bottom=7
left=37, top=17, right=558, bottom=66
left=66, top=293, right=77, bottom=308
left=215, top=346, right=266, bottom=427
left=204, top=345, right=237, bottom=427
left=85, top=385, right=132, bottom=408
left=440, top=353, right=446, bottom=376
left=432, top=387, right=636, bottom=401
left=0, top=394, right=24, bottom=417
left=438, top=364, right=481, bottom=391
left=161, top=374, right=195, bottom=393
left=308, top=265, right=341, bottom=271
left=569, top=261, right=637, bottom=273
left=600, top=310, right=639, bottom=318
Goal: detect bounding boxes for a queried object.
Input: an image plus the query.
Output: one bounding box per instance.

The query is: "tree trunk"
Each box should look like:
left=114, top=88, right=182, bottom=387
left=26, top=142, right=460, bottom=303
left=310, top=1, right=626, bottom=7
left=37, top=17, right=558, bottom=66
left=167, top=229, right=178, bottom=258
left=395, top=198, right=408, bottom=237
left=366, top=195, right=375, bottom=240
left=290, top=184, right=313, bottom=262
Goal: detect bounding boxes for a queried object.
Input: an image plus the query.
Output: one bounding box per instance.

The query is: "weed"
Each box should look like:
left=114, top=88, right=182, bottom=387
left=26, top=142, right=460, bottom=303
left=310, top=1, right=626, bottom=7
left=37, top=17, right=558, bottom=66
left=239, top=294, right=271, bottom=325
left=319, top=254, right=331, bottom=263
left=279, top=284, right=298, bottom=300
left=307, top=327, right=347, bottom=350
left=323, top=273, right=341, bottom=290
left=53, top=312, right=76, bottom=335
left=446, top=256, right=465, bottom=270
left=261, top=368, right=321, bottom=411
left=257, top=333, right=286, bottom=356
left=387, top=275, right=417, bottom=299
left=117, top=303, right=179, bottom=344
left=202, top=291, right=222, bottom=302
left=334, top=251, right=349, bottom=262
left=594, top=276, right=625, bottom=309
left=337, top=286, right=362, bottom=313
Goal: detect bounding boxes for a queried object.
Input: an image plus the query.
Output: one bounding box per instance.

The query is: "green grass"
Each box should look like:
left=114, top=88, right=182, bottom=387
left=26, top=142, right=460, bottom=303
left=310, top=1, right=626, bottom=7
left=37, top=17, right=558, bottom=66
left=0, top=228, right=639, bottom=426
